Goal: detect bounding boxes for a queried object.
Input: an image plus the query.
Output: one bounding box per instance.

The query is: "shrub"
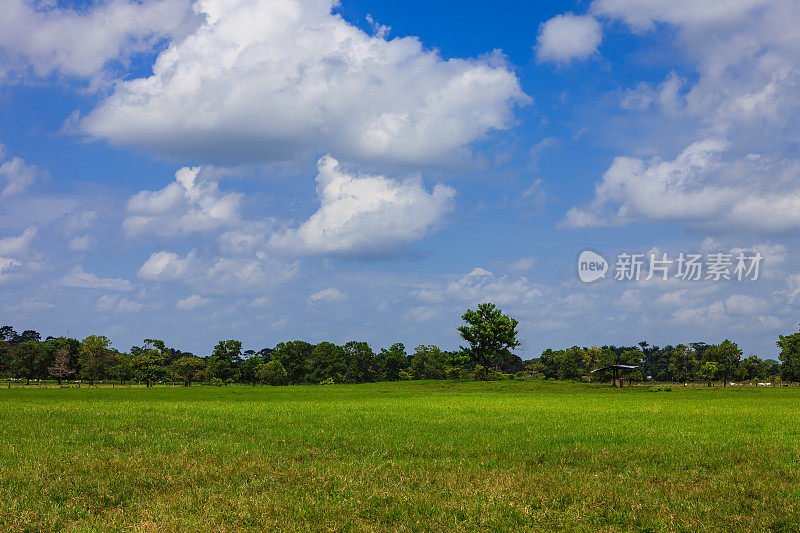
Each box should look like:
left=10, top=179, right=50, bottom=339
left=446, top=367, right=461, bottom=380
left=473, top=364, right=488, bottom=381
left=319, top=377, right=335, bottom=385
left=257, top=360, right=288, bottom=386
left=399, top=371, right=412, bottom=381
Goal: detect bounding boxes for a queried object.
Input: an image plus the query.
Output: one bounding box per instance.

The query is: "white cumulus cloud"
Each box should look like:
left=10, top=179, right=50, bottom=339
left=270, top=156, right=455, bottom=256
left=138, top=250, right=196, bottom=281
left=61, top=265, right=133, bottom=291
left=80, top=0, right=527, bottom=164
left=309, top=287, right=345, bottom=303
left=536, top=14, right=602, bottom=63
left=176, top=294, right=210, bottom=310
left=124, top=166, right=242, bottom=237
left=0, top=0, right=198, bottom=82
left=562, top=139, right=800, bottom=232
left=0, top=155, right=38, bottom=197
left=0, top=226, right=36, bottom=256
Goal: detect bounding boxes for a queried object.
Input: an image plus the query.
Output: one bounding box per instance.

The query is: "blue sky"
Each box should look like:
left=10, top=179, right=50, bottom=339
left=2, top=0, right=799, bottom=358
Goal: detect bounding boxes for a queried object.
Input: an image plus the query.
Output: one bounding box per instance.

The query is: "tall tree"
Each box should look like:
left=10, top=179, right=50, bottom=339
left=375, top=343, right=407, bottom=381
left=668, top=344, right=696, bottom=384
left=78, top=335, right=112, bottom=385
left=239, top=351, right=264, bottom=386
left=170, top=356, right=205, bottom=386
left=738, top=355, right=765, bottom=381
left=208, top=340, right=242, bottom=383
left=12, top=341, right=43, bottom=384
left=273, top=341, right=314, bottom=384
left=777, top=327, right=800, bottom=384
left=458, top=303, right=521, bottom=370
left=48, top=347, right=74, bottom=385
left=698, top=361, right=720, bottom=387
left=0, top=326, right=17, bottom=342
left=343, top=341, right=375, bottom=383
left=409, top=345, right=446, bottom=380
left=705, top=340, right=742, bottom=386
left=307, top=342, right=346, bottom=383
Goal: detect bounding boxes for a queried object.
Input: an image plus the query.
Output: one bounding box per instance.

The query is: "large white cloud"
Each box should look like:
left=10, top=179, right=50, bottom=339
left=536, top=14, right=602, bottom=63
left=559, top=0, right=800, bottom=232
left=562, top=139, right=800, bottom=231
left=269, top=156, right=455, bottom=256
left=80, top=0, right=527, bottom=164
left=592, top=0, right=800, bottom=137
left=0, top=0, right=197, bottom=82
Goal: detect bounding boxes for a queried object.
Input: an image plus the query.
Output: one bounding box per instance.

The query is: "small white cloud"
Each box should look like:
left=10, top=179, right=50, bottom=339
left=0, top=226, right=36, bottom=256
left=124, top=167, right=241, bottom=237
left=176, top=294, right=210, bottom=310
left=620, top=72, right=685, bottom=113
left=61, top=265, right=133, bottom=291
left=138, top=250, right=195, bottom=281
left=536, top=14, right=602, bottom=63
left=309, top=287, right=346, bottom=303
left=505, top=257, right=537, bottom=273
left=67, top=235, right=91, bottom=251
left=411, top=268, right=543, bottom=309
left=96, top=295, right=143, bottom=313
left=5, top=298, right=56, bottom=313
left=0, top=156, right=38, bottom=197
left=725, top=294, right=768, bottom=315
left=270, top=156, right=455, bottom=256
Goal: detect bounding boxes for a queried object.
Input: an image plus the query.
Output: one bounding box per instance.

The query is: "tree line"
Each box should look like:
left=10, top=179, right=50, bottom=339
left=2, top=304, right=800, bottom=387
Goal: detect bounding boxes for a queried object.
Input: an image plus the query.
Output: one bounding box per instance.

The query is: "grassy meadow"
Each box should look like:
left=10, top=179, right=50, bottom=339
left=1, top=381, right=799, bottom=531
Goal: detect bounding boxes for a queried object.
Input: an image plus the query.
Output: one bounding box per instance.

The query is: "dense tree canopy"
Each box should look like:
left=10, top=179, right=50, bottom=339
left=0, top=308, right=793, bottom=388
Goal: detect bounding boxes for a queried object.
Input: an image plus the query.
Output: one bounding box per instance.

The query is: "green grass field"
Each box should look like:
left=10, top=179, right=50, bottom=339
left=1, top=381, right=799, bottom=532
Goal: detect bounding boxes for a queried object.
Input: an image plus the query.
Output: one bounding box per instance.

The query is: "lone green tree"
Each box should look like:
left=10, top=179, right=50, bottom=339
left=458, top=303, right=521, bottom=371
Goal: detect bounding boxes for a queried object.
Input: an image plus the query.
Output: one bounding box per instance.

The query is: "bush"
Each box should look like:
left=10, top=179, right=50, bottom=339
left=446, top=367, right=461, bottom=380
left=473, top=364, right=488, bottom=381
left=319, top=377, right=335, bottom=385
left=649, top=386, right=672, bottom=392
left=399, top=370, right=412, bottom=381
left=210, top=378, right=225, bottom=387
left=257, top=360, right=288, bottom=386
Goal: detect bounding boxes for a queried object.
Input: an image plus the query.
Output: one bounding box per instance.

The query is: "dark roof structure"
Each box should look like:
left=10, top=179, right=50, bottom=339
left=590, top=364, right=638, bottom=374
